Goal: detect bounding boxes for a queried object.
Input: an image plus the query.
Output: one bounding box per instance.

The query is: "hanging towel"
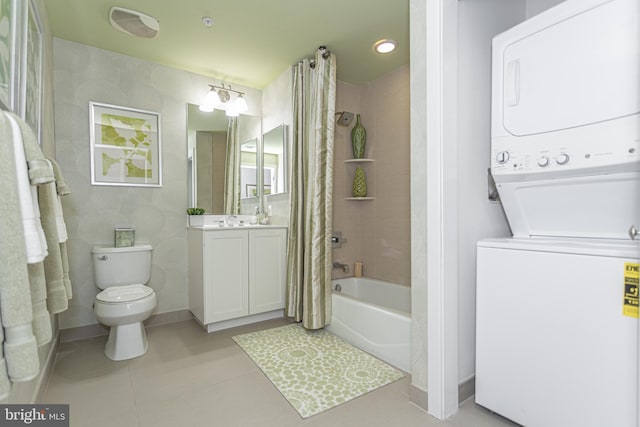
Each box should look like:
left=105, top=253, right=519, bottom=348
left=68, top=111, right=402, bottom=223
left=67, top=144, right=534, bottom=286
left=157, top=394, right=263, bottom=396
left=8, top=112, right=53, bottom=185
left=60, top=242, right=72, bottom=299
left=42, top=160, right=69, bottom=243
left=0, top=113, right=40, bottom=382
left=7, top=115, right=47, bottom=263
left=0, top=320, right=11, bottom=401
left=31, top=186, right=48, bottom=259
left=39, top=181, right=69, bottom=313
left=28, top=263, right=51, bottom=346
left=47, top=157, right=71, bottom=196
left=45, top=157, right=72, bottom=298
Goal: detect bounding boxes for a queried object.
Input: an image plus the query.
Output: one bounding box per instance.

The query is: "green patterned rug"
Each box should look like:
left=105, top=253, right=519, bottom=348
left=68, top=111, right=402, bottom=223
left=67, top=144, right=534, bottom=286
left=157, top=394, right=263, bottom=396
left=232, top=323, right=404, bottom=418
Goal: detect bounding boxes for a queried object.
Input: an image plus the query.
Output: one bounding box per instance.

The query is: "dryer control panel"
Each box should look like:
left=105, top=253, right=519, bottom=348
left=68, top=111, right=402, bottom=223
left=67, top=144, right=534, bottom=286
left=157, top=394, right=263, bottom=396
left=491, top=115, right=640, bottom=178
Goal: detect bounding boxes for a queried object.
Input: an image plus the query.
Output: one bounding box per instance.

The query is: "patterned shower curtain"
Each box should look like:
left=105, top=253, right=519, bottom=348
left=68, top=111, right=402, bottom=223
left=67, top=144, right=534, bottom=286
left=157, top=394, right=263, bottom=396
left=223, top=117, right=241, bottom=214
left=285, top=47, right=336, bottom=329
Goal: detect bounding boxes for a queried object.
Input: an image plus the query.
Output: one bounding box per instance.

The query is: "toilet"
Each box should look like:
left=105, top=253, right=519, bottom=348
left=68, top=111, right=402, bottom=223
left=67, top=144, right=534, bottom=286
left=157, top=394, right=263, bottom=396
left=92, top=245, right=157, bottom=361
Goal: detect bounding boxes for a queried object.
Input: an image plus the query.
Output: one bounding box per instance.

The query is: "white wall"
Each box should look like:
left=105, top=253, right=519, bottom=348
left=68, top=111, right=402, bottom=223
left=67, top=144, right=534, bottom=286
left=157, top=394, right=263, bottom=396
left=456, top=0, right=524, bottom=384
left=526, top=0, right=566, bottom=17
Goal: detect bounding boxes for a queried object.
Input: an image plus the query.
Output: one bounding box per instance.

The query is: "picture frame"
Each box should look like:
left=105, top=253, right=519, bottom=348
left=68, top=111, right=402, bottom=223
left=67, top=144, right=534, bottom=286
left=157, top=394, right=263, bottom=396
left=0, top=0, right=19, bottom=111
left=89, top=102, right=163, bottom=187
left=246, top=184, right=257, bottom=198
left=23, top=0, right=43, bottom=140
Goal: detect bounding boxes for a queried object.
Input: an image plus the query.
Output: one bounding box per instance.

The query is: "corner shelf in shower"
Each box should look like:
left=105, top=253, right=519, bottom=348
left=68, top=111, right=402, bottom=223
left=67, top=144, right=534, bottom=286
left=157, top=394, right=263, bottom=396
left=344, top=158, right=375, bottom=200
left=344, top=159, right=375, bottom=163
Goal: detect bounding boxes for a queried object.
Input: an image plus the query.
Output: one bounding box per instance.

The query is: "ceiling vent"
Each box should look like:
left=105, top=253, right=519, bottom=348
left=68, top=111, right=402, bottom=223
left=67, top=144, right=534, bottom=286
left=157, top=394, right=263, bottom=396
left=109, top=7, right=159, bottom=39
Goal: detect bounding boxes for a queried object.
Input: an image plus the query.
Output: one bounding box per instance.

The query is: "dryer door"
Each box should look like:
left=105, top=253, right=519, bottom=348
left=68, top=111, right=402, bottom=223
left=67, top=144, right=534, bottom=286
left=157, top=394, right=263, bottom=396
left=501, top=0, right=639, bottom=137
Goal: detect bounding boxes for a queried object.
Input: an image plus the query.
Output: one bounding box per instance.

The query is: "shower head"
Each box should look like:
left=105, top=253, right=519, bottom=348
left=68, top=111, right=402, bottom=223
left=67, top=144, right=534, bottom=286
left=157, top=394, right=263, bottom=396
left=336, top=111, right=354, bottom=126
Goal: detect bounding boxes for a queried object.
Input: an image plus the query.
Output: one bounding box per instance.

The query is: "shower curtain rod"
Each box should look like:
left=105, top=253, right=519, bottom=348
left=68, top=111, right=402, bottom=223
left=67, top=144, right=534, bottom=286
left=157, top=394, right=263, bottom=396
left=309, top=46, right=331, bottom=68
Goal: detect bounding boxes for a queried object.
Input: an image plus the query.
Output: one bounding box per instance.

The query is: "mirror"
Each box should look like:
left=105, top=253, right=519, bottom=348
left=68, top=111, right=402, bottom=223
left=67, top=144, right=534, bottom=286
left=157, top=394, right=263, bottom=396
left=262, top=124, right=287, bottom=196
left=187, top=104, right=261, bottom=213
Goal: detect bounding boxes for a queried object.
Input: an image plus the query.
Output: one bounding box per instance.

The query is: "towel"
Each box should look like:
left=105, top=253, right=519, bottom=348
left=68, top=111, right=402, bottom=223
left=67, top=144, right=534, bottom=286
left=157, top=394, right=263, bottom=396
left=39, top=181, right=69, bottom=313
left=0, top=112, right=40, bottom=382
left=0, top=321, right=11, bottom=401
left=7, top=115, right=47, bottom=263
left=43, top=161, right=68, bottom=244
left=28, top=263, right=52, bottom=346
left=8, top=112, right=53, bottom=185
left=46, top=157, right=71, bottom=196
left=45, top=157, right=72, bottom=298
left=60, top=242, right=72, bottom=299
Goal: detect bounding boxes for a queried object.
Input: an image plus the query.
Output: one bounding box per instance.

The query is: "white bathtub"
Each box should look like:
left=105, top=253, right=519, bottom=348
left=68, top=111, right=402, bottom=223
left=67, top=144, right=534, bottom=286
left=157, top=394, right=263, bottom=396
left=326, top=277, right=411, bottom=372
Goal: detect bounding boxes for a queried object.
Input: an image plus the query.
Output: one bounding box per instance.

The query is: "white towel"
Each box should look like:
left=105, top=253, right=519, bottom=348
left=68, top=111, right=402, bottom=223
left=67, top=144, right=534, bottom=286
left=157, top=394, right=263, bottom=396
left=31, top=186, right=48, bottom=256
left=8, top=115, right=47, bottom=263
left=42, top=160, right=68, bottom=243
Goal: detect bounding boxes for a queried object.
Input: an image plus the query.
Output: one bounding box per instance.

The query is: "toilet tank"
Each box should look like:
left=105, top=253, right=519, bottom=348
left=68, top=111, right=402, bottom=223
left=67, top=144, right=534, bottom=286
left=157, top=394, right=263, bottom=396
left=92, top=245, right=152, bottom=289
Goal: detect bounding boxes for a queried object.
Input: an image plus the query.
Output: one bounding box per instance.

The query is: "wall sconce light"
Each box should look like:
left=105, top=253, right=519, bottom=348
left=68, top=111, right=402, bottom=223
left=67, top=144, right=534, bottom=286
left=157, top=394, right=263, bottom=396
left=199, top=83, right=249, bottom=116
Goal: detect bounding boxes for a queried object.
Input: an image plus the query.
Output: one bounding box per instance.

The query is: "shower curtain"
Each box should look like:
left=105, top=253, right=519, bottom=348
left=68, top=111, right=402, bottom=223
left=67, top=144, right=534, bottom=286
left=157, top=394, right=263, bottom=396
left=223, top=117, right=241, bottom=214
left=285, top=47, right=336, bottom=329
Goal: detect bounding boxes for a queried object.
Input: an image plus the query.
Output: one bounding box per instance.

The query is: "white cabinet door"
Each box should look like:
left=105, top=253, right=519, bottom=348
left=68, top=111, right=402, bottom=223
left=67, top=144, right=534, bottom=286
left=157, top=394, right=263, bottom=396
left=204, top=230, right=249, bottom=323
left=249, top=228, right=287, bottom=314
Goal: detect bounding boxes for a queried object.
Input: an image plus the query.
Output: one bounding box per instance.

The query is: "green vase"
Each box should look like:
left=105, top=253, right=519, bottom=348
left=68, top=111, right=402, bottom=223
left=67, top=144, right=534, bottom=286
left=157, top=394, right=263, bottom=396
left=351, top=114, right=366, bottom=159
left=352, top=167, right=367, bottom=197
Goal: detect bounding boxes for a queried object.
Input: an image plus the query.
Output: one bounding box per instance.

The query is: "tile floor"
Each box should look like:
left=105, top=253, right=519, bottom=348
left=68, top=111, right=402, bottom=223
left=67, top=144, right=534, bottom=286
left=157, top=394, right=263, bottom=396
left=42, top=319, right=517, bottom=427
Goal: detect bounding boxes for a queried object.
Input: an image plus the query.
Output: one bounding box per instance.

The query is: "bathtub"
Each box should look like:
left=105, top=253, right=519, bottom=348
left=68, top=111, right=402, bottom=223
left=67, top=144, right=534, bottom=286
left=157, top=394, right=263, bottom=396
left=326, top=277, right=411, bottom=372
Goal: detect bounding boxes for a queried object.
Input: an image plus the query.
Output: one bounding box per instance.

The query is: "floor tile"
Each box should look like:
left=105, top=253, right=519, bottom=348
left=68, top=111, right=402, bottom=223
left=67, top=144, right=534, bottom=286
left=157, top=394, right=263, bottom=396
left=136, top=371, right=302, bottom=427
left=41, top=318, right=515, bottom=427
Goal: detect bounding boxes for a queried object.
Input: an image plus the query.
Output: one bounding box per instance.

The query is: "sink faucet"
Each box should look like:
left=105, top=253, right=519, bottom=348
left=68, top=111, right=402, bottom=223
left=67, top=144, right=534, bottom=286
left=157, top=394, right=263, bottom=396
left=332, top=261, right=349, bottom=273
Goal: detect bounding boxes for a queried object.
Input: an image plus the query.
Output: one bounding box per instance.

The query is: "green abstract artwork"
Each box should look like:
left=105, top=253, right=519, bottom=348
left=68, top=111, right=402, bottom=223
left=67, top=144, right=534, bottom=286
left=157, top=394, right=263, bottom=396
left=90, top=103, right=161, bottom=187
left=100, top=114, right=153, bottom=178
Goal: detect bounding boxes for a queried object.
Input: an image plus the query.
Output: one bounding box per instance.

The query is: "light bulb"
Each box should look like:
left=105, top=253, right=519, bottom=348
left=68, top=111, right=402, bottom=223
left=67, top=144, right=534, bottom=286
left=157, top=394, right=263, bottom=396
left=201, top=88, right=220, bottom=109
left=373, top=39, right=397, bottom=54
left=234, top=94, right=248, bottom=112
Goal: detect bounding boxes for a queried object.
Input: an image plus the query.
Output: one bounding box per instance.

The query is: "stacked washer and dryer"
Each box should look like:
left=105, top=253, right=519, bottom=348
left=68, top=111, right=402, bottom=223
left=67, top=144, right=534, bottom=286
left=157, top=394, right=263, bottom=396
left=475, top=0, right=640, bottom=426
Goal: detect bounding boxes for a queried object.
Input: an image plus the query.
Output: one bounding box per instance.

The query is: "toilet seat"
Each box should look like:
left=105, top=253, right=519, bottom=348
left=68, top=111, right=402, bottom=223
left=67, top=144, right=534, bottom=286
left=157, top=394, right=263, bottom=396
left=96, top=284, right=154, bottom=304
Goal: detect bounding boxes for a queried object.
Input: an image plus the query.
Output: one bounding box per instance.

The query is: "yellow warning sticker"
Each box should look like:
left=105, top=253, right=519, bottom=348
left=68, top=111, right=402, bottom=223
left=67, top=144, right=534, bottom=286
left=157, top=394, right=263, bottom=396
left=624, top=263, right=639, bottom=318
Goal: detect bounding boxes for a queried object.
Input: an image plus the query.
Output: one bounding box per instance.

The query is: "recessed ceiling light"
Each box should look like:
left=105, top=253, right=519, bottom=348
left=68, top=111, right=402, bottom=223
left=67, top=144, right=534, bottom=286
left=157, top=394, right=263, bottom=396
left=373, top=39, right=397, bottom=54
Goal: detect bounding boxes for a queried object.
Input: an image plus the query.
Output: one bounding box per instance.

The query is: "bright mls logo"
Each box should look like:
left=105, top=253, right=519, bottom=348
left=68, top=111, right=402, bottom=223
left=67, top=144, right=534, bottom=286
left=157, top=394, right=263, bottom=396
left=0, top=405, right=68, bottom=426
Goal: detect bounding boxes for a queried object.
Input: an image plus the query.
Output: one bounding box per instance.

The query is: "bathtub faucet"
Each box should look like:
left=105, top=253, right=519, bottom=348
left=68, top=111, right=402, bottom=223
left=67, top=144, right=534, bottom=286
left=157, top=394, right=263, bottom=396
left=332, top=261, right=350, bottom=273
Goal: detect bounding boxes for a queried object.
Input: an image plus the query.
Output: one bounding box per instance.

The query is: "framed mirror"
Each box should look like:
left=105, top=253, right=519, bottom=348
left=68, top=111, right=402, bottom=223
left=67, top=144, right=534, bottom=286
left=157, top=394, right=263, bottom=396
left=187, top=104, right=261, bottom=213
left=263, top=124, right=287, bottom=196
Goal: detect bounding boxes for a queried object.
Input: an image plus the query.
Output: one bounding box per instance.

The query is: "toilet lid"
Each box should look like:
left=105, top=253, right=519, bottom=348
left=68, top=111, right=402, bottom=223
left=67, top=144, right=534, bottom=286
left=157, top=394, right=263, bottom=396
left=96, top=284, right=154, bottom=303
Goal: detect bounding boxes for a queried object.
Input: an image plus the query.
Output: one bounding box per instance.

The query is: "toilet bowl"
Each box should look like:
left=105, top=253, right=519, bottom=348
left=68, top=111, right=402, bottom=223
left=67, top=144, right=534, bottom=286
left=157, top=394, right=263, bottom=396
left=92, top=245, right=157, bottom=361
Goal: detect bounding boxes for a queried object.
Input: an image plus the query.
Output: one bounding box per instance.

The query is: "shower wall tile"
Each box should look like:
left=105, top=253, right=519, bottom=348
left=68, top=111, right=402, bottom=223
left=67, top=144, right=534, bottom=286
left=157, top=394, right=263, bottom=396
left=332, top=66, right=410, bottom=286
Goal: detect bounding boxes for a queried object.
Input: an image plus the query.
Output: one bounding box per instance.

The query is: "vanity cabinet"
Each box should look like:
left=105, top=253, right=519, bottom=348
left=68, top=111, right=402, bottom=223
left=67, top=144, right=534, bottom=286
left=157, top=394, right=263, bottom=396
left=188, top=227, right=287, bottom=330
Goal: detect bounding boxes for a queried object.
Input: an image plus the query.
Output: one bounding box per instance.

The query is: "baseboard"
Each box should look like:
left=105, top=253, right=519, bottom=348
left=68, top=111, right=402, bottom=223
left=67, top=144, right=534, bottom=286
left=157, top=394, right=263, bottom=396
left=409, top=376, right=475, bottom=414
left=458, top=376, right=475, bottom=404
left=60, top=309, right=194, bottom=343
left=32, top=332, right=60, bottom=403
left=410, top=384, right=428, bottom=411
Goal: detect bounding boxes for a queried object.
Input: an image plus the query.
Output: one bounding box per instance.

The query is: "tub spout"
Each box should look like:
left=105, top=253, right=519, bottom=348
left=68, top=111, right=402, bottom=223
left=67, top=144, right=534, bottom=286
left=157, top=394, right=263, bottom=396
left=332, top=261, right=349, bottom=273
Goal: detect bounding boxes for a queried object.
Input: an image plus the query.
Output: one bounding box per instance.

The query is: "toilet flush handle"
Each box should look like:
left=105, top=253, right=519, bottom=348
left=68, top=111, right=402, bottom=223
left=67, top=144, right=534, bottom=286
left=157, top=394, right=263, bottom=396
left=629, top=225, right=639, bottom=240
left=97, top=255, right=108, bottom=261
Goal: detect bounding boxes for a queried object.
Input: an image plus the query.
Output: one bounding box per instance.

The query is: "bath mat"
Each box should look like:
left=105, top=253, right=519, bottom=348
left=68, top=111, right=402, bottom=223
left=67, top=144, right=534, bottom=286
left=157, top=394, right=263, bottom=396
left=232, top=323, right=404, bottom=418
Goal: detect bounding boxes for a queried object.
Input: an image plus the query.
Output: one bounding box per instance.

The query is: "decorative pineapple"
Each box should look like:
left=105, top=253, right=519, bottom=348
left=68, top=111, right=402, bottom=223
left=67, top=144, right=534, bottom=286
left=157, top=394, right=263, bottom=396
left=352, top=167, right=367, bottom=197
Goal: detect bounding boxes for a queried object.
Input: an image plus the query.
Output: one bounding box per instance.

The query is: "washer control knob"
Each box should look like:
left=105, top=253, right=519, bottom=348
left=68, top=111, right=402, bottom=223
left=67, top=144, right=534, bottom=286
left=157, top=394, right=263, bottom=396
left=556, top=153, right=570, bottom=165
left=537, top=156, right=550, bottom=167
left=496, top=151, right=510, bottom=164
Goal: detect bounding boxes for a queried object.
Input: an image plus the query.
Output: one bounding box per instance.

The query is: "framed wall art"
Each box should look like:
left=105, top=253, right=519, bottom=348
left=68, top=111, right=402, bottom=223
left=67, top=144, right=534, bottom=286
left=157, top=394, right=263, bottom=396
left=0, top=0, right=19, bottom=111
left=24, top=0, right=43, bottom=139
left=89, top=102, right=163, bottom=187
